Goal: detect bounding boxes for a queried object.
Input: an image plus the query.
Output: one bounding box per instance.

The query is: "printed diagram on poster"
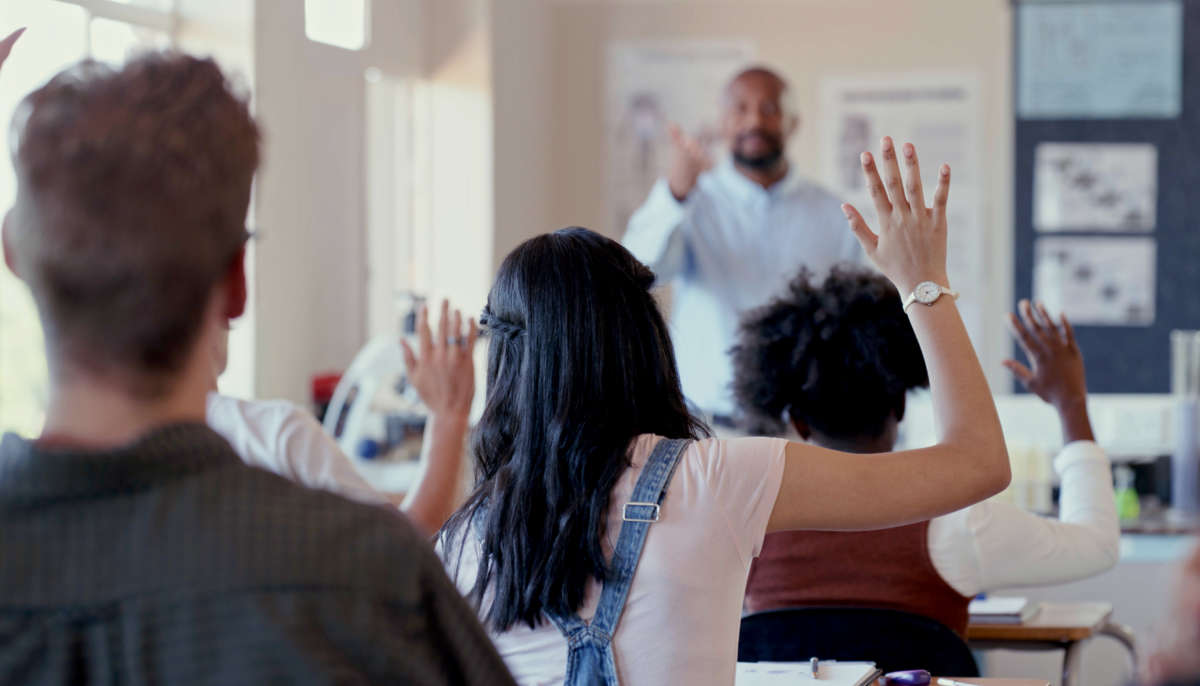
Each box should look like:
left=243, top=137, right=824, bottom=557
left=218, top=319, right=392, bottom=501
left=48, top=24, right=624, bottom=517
left=1034, top=237, right=1156, bottom=326
left=819, top=74, right=985, bottom=345
left=606, top=40, right=754, bottom=232
left=1017, top=1, right=1182, bottom=118
left=1034, top=143, right=1157, bottom=232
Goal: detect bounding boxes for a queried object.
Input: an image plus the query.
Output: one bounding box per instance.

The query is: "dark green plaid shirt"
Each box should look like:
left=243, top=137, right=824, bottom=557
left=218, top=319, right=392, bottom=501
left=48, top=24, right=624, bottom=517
left=0, top=423, right=514, bottom=686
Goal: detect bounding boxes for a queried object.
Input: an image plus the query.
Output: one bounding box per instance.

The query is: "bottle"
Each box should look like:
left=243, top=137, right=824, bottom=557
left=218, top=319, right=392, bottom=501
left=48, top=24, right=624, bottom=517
left=1114, top=465, right=1140, bottom=523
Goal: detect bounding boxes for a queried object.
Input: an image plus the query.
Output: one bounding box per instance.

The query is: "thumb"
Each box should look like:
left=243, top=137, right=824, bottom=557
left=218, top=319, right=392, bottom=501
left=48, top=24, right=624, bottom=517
left=842, top=203, right=878, bottom=256
left=400, top=339, right=418, bottom=373
left=1002, top=359, right=1034, bottom=386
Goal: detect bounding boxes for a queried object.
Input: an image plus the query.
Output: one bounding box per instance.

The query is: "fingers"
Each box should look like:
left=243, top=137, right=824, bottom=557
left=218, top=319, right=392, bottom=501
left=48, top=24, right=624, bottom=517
left=0, top=27, right=24, bottom=67
left=1019, top=299, right=1051, bottom=345
left=860, top=152, right=892, bottom=222
left=667, top=122, right=684, bottom=148
left=901, top=142, right=926, bottom=209
left=842, top=203, right=879, bottom=256
left=417, top=305, right=434, bottom=359
left=400, top=339, right=417, bottom=372
left=931, top=164, right=951, bottom=224
left=1033, top=301, right=1064, bottom=344
left=1006, top=311, right=1043, bottom=360
left=1061, top=313, right=1077, bottom=349
left=1003, top=359, right=1035, bottom=387
left=436, top=299, right=450, bottom=351
left=451, top=308, right=463, bottom=350
left=464, top=317, right=479, bottom=353
left=878, top=137, right=910, bottom=213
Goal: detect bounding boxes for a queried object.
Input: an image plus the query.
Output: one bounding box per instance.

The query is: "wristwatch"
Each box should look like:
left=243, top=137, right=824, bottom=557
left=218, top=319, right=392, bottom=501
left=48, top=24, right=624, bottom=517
left=903, top=281, right=959, bottom=312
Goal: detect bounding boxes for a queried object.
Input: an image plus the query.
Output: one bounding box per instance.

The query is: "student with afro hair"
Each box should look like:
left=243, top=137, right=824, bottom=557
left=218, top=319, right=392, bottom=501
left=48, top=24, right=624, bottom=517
left=732, top=267, right=1119, bottom=636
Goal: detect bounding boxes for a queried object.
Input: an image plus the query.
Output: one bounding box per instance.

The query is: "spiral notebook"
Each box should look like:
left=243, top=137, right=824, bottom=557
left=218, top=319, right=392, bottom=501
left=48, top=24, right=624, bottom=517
left=736, top=661, right=880, bottom=686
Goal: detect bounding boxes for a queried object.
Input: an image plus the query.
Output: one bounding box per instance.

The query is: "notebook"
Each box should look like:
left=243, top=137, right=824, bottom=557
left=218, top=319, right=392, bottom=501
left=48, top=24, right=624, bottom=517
left=736, top=661, right=881, bottom=686
left=968, top=596, right=1039, bottom=624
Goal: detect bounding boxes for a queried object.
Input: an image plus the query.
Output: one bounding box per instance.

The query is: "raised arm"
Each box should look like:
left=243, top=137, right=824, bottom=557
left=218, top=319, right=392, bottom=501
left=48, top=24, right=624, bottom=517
left=767, top=137, right=1009, bottom=533
left=400, top=300, right=478, bottom=536
left=622, top=124, right=710, bottom=280
left=929, top=303, right=1117, bottom=595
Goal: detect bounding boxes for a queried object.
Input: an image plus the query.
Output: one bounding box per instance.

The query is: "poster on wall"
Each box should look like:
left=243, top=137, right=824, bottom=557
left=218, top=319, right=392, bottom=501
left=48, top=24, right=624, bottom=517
left=1033, top=236, right=1156, bottom=326
left=605, top=40, right=754, bottom=233
left=1034, top=143, right=1157, bottom=232
left=818, top=73, right=986, bottom=347
left=1017, top=1, right=1182, bottom=119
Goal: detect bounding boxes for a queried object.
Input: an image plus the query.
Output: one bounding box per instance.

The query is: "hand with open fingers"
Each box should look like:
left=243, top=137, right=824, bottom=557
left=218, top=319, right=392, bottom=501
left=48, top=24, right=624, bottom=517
left=841, top=137, right=950, bottom=296
left=400, top=300, right=478, bottom=419
left=0, top=27, right=25, bottom=72
left=666, top=122, right=713, bottom=201
left=1003, top=299, right=1087, bottom=409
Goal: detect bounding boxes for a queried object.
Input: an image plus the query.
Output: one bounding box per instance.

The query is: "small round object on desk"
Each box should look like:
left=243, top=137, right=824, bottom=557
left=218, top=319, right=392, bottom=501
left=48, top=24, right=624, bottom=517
left=884, top=669, right=931, bottom=686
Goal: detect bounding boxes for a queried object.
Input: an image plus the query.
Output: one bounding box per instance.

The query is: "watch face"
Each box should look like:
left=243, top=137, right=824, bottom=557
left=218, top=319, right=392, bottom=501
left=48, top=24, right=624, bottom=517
left=915, top=282, right=942, bottom=304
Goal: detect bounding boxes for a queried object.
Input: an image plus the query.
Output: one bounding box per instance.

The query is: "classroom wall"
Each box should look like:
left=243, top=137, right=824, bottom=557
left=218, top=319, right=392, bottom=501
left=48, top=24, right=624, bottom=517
left=252, top=0, right=493, bottom=403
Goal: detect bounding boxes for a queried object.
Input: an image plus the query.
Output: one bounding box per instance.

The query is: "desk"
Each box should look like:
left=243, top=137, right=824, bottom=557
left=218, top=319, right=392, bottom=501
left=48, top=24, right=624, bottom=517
left=928, top=681, right=1050, bottom=686
left=967, top=602, right=1135, bottom=686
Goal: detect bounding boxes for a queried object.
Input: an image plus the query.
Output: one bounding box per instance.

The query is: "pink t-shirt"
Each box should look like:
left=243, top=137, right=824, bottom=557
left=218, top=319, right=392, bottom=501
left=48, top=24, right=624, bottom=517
left=439, top=434, right=788, bottom=686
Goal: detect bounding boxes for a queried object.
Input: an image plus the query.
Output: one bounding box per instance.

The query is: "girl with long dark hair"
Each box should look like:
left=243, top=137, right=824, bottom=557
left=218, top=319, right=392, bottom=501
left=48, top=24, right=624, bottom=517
left=438, top=139, right=1011, bottom=685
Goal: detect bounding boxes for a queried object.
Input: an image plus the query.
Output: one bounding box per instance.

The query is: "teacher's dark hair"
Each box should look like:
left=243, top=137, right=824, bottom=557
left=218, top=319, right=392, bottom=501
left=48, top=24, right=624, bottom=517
left=441, top=227, right=708, bottom=632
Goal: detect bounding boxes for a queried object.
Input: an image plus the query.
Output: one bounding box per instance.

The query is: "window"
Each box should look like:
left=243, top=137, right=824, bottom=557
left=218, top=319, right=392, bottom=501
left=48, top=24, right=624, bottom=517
left=305, top=0, right=368, bottom=51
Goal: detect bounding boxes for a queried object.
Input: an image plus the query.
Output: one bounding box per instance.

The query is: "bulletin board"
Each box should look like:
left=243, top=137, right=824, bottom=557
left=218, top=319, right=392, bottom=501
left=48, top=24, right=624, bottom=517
left=1013, top=0, right=1200, bottom=393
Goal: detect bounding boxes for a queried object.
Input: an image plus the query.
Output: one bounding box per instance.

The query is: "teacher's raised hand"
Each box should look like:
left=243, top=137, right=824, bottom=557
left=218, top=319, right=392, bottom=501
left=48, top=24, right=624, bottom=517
left=0, top=28, right=24, bottom=72
left=841, top=136, right=950, bottom=296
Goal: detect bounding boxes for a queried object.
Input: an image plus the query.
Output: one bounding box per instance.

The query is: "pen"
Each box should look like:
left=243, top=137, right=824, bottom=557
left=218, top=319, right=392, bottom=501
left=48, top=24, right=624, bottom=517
left=936, top=679, right=975, bottom=686
left=811, top=656, right=819, bottom=679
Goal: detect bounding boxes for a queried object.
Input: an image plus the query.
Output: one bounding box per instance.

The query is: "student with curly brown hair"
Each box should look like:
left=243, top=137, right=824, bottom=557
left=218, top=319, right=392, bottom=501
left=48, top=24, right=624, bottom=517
left=733, top=268, right=1119, bottom=637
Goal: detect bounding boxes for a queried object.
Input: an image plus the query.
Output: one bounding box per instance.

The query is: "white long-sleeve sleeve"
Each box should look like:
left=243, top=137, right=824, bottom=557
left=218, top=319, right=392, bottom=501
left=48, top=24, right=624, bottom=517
left=623, top=178, right=695, bottom=281
left=206, top=392, right=390, bottom=506
left=927, top=440, right=1120, bottom=597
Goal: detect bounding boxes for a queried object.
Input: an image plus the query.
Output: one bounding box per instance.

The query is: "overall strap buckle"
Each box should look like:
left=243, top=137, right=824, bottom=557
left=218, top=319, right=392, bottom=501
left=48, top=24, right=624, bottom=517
left=622, top=501, right=661, bottom=523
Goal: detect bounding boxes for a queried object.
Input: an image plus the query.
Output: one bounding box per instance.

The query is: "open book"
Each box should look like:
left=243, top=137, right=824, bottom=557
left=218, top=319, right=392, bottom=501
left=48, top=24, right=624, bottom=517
left=969, top=596, right=1039, bottom=625
left=736, top=661, right=881, bottom=686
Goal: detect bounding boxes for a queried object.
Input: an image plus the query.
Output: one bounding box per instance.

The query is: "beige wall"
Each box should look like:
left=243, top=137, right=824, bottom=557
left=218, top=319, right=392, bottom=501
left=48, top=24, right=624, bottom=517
left=253, top=0, right=493, bottom=403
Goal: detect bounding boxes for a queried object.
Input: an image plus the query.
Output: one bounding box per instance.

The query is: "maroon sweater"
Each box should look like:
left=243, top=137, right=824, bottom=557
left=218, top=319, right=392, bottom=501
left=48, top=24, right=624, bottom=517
left=744, top=520, right=971, bottom=636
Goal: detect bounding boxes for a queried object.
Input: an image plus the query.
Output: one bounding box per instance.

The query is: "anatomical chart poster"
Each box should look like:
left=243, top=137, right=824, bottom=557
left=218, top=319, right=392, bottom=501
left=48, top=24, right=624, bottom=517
left=819, top=73, right=985, bottom=346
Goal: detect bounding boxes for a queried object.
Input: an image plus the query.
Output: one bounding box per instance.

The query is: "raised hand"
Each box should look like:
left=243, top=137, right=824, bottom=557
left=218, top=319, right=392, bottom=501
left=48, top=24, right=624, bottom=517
left=0, top=27, right=25, bottom=72
left=1004, top=299, right=1094, bottom=443
left=400, top=300, right=478, bottom=419
left=842, top=137, right=950, bottom=296
left=666, top=122, right=713, bottom=201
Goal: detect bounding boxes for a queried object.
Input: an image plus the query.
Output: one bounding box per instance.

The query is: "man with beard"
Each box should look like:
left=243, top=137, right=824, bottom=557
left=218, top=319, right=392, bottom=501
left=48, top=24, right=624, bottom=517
left=624, top=67, right=862, bottom=427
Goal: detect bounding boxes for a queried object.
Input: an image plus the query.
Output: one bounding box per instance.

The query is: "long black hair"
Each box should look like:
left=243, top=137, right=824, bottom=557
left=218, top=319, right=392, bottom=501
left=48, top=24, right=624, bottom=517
left=731, top=266, right=929, bottom=439
left=441, top=227, right=708, bottom=632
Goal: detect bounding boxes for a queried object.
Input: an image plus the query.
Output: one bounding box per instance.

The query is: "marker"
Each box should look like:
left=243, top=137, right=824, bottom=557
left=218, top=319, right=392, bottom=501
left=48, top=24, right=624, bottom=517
left=936, top=679, right=976, bottom=686
left=811, top=657, right=819, bottom=679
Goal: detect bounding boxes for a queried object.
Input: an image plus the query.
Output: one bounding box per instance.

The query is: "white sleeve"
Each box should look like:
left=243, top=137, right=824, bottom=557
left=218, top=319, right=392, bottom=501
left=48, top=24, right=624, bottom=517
left=928, top=441, right=1119, bottom=597
left=623, top=178, right=695, bottom=281
left=274, top=405, right=393, bottom=506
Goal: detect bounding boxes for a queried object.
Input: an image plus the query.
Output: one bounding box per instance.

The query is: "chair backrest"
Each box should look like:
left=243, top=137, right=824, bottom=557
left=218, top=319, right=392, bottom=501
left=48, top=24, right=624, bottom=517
left=738, top=606, right=979, bottom=677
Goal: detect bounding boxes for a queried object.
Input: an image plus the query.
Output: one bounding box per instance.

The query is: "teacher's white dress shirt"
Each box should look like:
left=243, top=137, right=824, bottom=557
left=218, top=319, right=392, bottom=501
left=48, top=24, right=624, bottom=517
left=624, top=161, right=862, bottom=416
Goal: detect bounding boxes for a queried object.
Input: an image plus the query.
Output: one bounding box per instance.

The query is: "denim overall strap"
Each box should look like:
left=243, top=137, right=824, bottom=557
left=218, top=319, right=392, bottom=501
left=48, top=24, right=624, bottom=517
left=545, top=438, right=690, bottom=686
